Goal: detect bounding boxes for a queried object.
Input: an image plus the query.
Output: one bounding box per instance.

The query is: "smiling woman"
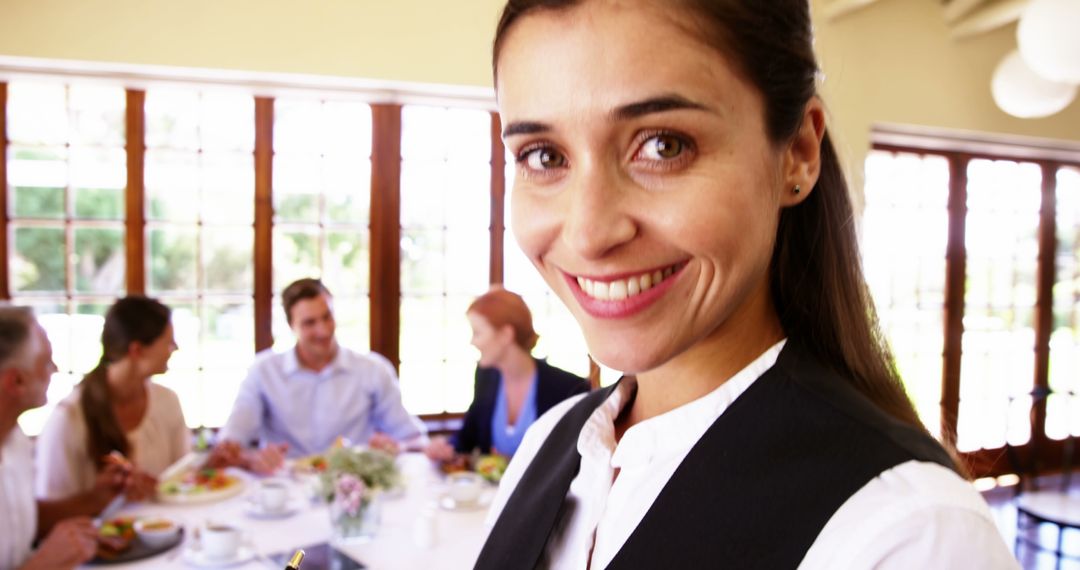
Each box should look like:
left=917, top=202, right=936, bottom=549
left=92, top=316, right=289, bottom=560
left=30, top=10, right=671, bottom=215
left=478, top=0, right=1018, bottom=568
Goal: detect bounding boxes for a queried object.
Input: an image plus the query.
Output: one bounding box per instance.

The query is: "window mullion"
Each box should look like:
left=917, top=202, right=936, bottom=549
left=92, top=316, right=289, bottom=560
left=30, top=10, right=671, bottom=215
left=1033, top=162, right=1060, bottom=441
left=0, top=82, right=8, bottom=300
left=254, top=96, right=274, bottom=352
left=370, top=104, right=402, bottom=370
left=489, top=111, right=505, bottom=285
left=125, top=88, right=146, bottom=294
left=941, top=152, right=969, bottom=449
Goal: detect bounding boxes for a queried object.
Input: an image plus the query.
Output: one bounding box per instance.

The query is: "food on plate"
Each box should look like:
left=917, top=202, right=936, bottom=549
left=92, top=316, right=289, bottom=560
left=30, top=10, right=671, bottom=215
left=475, top=454, right=509, bottom=484
left=158, top=467, right=240, bottom=497
left=293, top=454, right=328, bottom=474
left=96, top=516, right=137, bottom=558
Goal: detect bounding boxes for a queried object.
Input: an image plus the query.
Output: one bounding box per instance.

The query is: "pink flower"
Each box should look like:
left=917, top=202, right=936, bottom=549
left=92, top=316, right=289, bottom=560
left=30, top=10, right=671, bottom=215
left=335, top=473, right=367, bottom=517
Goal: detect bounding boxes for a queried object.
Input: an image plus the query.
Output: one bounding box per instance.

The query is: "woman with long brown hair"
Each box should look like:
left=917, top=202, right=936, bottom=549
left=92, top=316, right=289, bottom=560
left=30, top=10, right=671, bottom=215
left=36, top=296, right=186, bottom=501
left=477, top=1, right=1016, bottom=568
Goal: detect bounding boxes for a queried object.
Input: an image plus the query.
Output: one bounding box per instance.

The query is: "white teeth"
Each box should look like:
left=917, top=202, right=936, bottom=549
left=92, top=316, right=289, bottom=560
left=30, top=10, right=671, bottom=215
left=576, top=264, right=680, bottom=302
left=592, top=281, right=610, bottom=301
left=609, top=280, right=627, bottom=301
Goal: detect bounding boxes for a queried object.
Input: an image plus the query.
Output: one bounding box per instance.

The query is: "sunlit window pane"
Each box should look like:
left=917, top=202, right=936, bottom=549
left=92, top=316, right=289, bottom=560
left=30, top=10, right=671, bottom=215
left=144, top=86, right=255, bottom=428
left=274, top=227, right=322, bottom=287
left=957, top=159, right=1042, bottom=452
left=73, top=227, right=125, bottom=294
left=399, top=106, right=491, bottom=414
left=861, top=151, right=949, bottom=440
left=1047, top=167, right=1080, bottom=440
left=202, top=227, right=254, bottom=293
left=8, top=144, right=67, bottom=196
left=13, top=225, right=66, bottom=292
left=7, top=82, right=68, bottom=145
left=69, top=85, right=125, bottom=147
left=145, top=150, right=199, bottom=222
left=270, top=98, right=371, bottom=354
left=8, top=80, right=127, bottom=436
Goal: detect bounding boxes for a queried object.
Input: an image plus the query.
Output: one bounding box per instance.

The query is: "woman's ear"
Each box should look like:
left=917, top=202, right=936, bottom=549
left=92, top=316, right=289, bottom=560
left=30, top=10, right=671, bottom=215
left=497, top=324, right=516, bottom=346
left=127, top=340, right=144, bottom=360
left=781, top=97, right=826, bottom=206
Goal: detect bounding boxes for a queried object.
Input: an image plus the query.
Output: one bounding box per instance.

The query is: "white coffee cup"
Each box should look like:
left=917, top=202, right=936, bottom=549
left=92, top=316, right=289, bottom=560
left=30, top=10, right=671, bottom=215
left=447, top=472, right=484, bottom=506
left=257, top=480, right=288, bottom=513
left=202, top=524, right=241, bottom=560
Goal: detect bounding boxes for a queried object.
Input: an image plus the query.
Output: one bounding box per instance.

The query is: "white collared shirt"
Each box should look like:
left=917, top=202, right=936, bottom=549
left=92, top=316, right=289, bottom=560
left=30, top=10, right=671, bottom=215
left=221, top=345, right=426, bottom=457
left=1, top=427, right=37, bottom=570
left=487, top=340, right=1019, bottom=569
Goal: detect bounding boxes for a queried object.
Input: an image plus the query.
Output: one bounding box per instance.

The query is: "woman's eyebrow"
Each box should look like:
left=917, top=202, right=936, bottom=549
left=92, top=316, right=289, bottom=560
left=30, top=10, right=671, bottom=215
left=503, top=121, right=550, bottom=138
left=611, top=94, right=712, bottom=121
left=501, top=94, right=712, bottom=139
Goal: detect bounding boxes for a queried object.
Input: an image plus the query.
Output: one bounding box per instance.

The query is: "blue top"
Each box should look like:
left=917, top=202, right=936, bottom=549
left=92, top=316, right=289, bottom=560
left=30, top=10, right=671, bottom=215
left=490, top=371, right=539, bottom=457
left=221, top=345, right=426, bottom=457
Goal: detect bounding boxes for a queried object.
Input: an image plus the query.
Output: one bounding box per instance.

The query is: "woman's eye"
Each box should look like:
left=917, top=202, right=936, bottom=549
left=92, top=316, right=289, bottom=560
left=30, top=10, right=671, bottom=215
left=638, top=134, right=686, bottom=160
left=521, top=147, right=567, bottom=170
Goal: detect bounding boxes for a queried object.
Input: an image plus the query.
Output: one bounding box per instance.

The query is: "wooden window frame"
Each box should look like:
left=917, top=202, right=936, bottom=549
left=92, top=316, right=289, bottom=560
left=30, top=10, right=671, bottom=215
left=872, top=126, right=1080, bottom=478
left=0, top=75, right=514, bottom=425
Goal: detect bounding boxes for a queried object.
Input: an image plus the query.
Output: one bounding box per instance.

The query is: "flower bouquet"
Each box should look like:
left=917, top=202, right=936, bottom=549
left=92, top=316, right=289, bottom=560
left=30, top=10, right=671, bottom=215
left=318, top=447, right=400, bottom=543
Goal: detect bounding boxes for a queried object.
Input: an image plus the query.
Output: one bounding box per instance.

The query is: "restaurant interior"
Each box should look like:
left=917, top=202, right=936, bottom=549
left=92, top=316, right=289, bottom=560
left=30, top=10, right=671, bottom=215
left=1, top=0, right=1079, bottom=568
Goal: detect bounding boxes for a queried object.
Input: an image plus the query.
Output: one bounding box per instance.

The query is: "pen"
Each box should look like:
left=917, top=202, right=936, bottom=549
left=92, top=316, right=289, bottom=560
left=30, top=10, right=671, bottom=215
left=285, top=549, right=305, bottom=569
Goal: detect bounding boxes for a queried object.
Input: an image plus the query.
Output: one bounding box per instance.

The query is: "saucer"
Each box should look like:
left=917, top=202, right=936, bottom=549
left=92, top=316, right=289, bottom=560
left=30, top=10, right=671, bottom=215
left=243, top=500, right=301, bottom=520
left=439, top=493, right=490, bottom=512
left=181, top=545, right=255, bottom=567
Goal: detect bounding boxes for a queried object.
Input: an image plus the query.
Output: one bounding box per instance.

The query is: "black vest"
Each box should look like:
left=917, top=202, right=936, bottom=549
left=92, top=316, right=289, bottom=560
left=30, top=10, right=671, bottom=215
left=475, top=341, right=956, bottom=569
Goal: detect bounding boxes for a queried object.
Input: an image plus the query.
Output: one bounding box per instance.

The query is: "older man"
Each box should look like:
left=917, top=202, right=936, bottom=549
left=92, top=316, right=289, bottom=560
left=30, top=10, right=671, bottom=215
left=0, top=307, right=130, bottom=570
left=221, top=278, right=426, bottom=460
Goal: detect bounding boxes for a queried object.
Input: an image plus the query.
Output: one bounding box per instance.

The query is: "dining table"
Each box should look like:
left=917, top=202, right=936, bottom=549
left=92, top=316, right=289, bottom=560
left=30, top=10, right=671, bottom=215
left=81, top=453, right=492, bottom=569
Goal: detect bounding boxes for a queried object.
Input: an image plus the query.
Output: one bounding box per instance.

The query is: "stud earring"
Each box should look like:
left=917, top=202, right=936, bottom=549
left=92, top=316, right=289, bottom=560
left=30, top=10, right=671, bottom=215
left=792, top=185, right=801, bottom=195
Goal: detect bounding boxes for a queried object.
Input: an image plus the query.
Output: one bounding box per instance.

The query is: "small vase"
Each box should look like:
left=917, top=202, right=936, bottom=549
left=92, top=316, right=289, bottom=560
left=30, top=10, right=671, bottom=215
left=329, top=493, right=381, bottom=544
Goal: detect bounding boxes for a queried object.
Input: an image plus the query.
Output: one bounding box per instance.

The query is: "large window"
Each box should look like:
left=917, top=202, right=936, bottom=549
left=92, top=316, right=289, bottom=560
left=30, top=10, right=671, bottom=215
left=271, top=97, right=372, bottom=354
left=144, top=87, right=256, bottom=427
left=862, top=130, right=1080, bottom=476
left=398, top=105, right=492, bottom=414
left=3, top=72, right=580, bottom=434
left=5, top=80, right=126, bottom=433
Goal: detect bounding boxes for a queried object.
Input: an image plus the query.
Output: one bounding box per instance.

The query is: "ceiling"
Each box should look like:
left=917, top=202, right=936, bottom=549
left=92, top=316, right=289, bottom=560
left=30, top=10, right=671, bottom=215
left=824, top=0, right=1031, bottom=39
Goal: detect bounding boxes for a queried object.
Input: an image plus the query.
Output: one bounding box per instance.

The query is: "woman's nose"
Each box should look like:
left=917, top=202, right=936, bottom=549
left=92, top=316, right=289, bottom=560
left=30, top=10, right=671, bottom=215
left=559, top=164, right=637, bottom=260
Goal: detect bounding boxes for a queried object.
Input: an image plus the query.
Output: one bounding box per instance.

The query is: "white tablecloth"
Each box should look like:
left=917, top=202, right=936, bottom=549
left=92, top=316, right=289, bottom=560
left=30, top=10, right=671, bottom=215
left=83, top=453, right=489, bottom=569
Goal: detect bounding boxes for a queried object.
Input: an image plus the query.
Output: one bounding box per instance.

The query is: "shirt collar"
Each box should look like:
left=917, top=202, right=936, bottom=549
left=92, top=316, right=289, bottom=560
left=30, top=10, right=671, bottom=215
left=284, top=343, right=347, bottom=376
left=577, top=339, right=787, bottom=469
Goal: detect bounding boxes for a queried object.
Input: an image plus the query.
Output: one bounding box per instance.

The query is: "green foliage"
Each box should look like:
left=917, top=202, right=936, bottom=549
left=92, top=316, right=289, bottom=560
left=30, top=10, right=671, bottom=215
left=14, top=227, right=64, bottom=291
left=317, top=447, right=401, bottom=502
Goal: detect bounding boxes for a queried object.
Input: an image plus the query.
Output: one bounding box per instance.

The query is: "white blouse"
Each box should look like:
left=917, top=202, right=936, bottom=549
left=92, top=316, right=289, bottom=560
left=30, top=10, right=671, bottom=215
left=0, top=427, right=37, bottom=570
left=486, top=341, right=1019, bottom=569
left=35, top=381, right=190, bottom=500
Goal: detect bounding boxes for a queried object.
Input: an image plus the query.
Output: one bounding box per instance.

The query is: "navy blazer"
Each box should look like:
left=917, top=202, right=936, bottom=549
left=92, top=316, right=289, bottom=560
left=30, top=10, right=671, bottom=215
left=452, top=359, right=590, bottom=455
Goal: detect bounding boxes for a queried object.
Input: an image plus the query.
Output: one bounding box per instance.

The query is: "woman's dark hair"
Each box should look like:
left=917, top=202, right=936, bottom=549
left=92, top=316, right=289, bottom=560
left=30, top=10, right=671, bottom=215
left=493, top=0, right=926, bottom=434
left=80, top=295, right=172, bottom=467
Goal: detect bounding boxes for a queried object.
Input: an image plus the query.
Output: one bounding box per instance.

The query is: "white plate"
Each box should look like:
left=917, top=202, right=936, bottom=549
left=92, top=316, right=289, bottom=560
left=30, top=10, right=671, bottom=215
left=243, top=499, right=302, bottom=520
left=158, top=468, right=248, bottom=505
left=181, top=545, right=254, bottom=567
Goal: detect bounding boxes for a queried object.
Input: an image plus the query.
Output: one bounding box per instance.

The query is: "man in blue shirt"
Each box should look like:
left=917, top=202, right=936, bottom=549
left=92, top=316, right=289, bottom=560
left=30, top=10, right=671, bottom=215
left=220, top=279, right=427, bottom=460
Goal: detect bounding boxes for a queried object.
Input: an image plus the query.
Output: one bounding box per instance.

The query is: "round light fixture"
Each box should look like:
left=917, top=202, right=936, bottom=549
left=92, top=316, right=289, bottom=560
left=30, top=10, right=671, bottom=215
left=991, top=50, right=1078, bottom=118
left=1017, top=0, right=1080, bottom=84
